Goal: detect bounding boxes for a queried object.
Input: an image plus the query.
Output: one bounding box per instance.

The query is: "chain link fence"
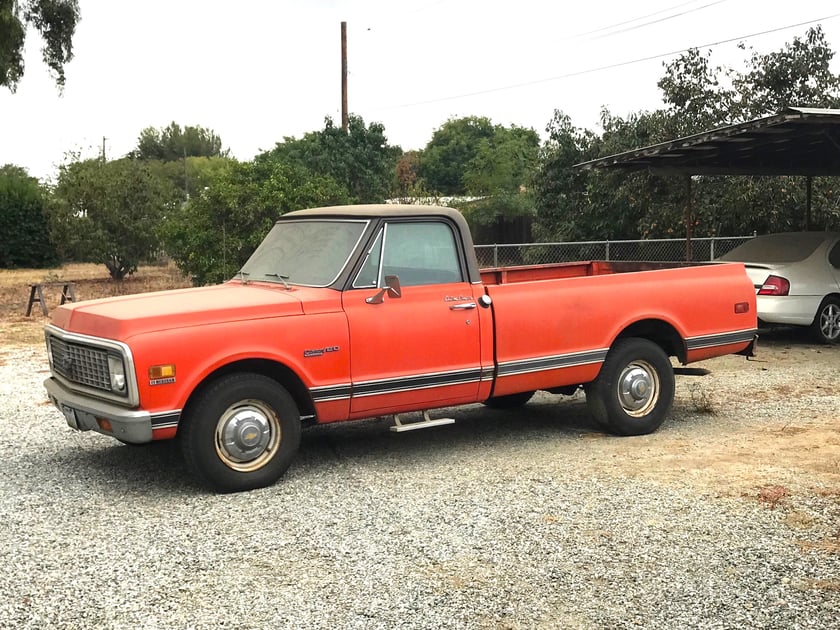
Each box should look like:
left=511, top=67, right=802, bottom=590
left=474, top=236, right=755, bottom=268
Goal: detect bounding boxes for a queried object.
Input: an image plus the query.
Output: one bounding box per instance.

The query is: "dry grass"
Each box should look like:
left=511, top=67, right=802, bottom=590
left=0, top=262, right=192, bottom=346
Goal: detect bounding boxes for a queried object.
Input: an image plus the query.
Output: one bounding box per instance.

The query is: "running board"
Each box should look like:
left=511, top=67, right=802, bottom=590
left=390, top=410, right=455, bottom=433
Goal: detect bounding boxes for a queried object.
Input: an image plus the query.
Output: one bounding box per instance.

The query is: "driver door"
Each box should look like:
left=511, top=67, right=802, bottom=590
left=342, top=219, right=484, bottom=416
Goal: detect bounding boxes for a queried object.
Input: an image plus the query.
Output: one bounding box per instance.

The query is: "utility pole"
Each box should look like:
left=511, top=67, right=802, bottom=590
left=341, top=21, right=348, bottom=132
left=101, top=136, right=107, bottom=161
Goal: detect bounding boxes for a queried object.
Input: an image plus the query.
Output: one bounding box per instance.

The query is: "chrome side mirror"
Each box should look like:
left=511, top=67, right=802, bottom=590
left=365, top=275, right=402, bottom=304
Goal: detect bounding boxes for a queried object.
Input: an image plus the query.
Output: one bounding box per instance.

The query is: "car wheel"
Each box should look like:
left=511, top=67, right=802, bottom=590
left=483, top=391, right=535, bottom=409
left=811, top=297, right=840, bottom=344
left=181, top=373, right=301, bottom=492
left=585, top=338, right=675, bottom=436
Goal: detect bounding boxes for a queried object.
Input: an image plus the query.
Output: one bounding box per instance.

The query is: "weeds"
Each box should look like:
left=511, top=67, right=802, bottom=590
left=688, top=383, right=717, bottom=414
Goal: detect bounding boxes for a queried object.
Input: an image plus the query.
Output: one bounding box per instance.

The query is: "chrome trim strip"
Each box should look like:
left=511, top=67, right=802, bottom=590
left=352, top=367, right=483, bottom=398
left=310, top=383, right=353, bottom=402
left=497, top=348, right=609, bottom=377
left=150, top=411, right=181, bottom=429
left=686, top=329, right=758, bottom=350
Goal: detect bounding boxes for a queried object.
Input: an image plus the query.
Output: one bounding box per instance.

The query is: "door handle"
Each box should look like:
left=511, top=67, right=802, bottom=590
left=449, top=302, right=476, bottom=310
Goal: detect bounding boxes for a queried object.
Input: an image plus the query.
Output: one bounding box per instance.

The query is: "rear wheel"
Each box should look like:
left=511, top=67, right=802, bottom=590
left=483, top=391, right=535, bottom=409
left=181, top=373, right=301, bottom=492
left=585, top=338, right=675, bottom=436
left=811, top=297, right=840, bottom=344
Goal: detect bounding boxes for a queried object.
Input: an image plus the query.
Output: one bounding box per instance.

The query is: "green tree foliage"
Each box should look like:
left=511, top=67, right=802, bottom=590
left=734, top=26, right=840, bottom=119
left=160, top=158, right=351, bottom=285
left=0, top=0, right=79, bottom=92
left=131, top=122, right=226, bottom=162
left=49, top=158, right=178, bottom=279
left=531, top=111, right=599, bottom=241
left=0, top=164, right=58, bottom=267
left=420, top=116, right=496, bottom=195
left=541, top=27, right=840, bottom=243
left=260, top=114, right=400, bottom=204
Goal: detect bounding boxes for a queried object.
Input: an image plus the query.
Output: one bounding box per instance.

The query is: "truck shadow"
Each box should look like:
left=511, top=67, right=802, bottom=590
left=63, top=396, right=604, bottom=493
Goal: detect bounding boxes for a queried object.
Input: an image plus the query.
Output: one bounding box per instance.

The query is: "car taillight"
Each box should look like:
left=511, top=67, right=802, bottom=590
left=757, top=275, right=790, bottom=296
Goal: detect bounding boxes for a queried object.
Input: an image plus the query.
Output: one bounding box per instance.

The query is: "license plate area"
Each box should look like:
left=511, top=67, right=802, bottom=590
left=61, top=404, right=80, bottom=429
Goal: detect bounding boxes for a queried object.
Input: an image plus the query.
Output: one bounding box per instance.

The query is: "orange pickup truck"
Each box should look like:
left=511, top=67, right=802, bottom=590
left=44, top=205, right=757, bottom=491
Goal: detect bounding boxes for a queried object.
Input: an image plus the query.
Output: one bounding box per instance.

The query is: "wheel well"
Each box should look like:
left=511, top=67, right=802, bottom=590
left=615, top=319, right=685, bottom=363
left=182, top=359, right=316, bottom=427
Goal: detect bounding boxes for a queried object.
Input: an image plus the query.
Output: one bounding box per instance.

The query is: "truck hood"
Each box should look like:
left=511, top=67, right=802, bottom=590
left=50, top=282, right=335, bottom=341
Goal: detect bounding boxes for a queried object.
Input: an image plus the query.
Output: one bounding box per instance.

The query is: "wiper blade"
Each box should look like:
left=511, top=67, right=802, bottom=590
left=264, top=272, right=291, bottom=290
left=234, top=270, right=250, bottom=284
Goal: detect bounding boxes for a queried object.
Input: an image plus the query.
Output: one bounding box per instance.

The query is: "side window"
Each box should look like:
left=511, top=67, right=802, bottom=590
left=829, top=242, right=840, bottom=269
left=381, top=221, right=463, bottom=286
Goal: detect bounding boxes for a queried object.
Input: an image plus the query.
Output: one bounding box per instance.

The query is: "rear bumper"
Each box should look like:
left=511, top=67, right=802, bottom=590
left=756, top=295, right=820, bottom=326
left=44, top=377, right=154, bottom=444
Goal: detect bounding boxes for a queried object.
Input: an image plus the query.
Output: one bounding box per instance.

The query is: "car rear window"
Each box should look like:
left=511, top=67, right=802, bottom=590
left=719, top=233, right=825, bottom=263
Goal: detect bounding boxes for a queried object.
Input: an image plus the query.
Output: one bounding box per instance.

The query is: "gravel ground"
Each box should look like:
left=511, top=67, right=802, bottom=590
left=1, top=336, right=838, bottom=629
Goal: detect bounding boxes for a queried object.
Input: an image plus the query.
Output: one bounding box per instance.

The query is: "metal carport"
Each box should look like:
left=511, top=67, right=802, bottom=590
left=574, top=107, right=840, bottom=257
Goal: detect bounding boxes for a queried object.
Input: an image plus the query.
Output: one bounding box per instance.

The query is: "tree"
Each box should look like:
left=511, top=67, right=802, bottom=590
left=131, top=122, right=226, bottom=162
left=531, top=111, right=598, bottom=242
left=160, top=158, right=351, bottom=285
left=0, top=0, right=80, bottom=92
left=49, top=157, right=178, bottom=279
left=419, top=116, right=496, bottom=195
left=733, top=26, right=840, bottom=119
left=261, top=114, right=400, bottom=204
left=0, top=164, right=58, bottom=267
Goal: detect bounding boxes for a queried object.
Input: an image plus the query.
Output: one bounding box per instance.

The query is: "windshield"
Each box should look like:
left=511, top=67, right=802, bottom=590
left=239, top=219, right=369, bottom=287
left=719, top=233, right=824, bottom=264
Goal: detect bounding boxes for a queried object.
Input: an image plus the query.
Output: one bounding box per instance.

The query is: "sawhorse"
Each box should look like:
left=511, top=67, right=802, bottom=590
left=26, top=283, right=76, bottom=316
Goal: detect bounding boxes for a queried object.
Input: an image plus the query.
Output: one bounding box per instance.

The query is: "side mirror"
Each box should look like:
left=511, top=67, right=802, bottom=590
left=365, top=275, right=402, bottom=304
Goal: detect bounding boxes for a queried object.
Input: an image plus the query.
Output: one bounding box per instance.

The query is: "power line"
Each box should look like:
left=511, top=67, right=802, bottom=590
left=585, top=0, right=731, bottom=41
left=570, top=0, right=729, bottom=40
left=380, top=13, right=840, bottom=110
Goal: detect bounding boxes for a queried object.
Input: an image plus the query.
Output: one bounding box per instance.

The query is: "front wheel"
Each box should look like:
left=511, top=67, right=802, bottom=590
left=181, top=373, right=301, bottom=492
left=811, top=297, right=840, bottom=344
left=585, top=338, right=675, bottom=436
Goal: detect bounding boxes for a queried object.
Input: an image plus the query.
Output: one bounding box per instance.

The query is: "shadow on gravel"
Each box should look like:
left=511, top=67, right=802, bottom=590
left=49, top=396, right=605, bottom=493
left=297, top=396, right=605, bottom=465
left=57, top=439, right=204, bottom=496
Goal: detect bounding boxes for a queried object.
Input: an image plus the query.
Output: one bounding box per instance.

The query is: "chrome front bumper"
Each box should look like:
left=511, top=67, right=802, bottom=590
left=44, top=377, right=153, bottom=444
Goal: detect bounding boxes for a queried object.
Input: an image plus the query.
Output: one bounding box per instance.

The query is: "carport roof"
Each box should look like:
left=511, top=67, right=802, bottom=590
left=575, top=107, right=840, bottom=177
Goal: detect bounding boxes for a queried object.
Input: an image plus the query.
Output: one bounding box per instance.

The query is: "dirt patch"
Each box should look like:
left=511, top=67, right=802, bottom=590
left=0, top=262, right=191, bottom=346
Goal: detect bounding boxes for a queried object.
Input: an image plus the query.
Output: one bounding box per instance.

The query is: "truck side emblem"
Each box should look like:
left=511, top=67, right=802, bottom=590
left=304, top=346, right=340, bottom=358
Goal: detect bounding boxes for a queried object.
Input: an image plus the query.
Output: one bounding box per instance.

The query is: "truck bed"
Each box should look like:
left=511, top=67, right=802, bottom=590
left=479, top=260, right=706, bottom=285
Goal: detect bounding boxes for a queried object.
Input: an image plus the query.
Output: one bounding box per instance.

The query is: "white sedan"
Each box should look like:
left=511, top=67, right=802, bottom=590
left=719, top=232, right=840, bottom=344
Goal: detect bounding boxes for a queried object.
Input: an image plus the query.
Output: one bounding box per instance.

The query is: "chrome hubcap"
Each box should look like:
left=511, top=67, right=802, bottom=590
left=215, top=400, right=280, bottom=472
left=617, top=360, right=660, bottom=417
left=820, top=304, right=840, bottom=341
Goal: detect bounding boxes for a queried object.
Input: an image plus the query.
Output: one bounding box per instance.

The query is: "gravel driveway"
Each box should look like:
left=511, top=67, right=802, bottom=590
left=1, top=335, right=838, bottom=629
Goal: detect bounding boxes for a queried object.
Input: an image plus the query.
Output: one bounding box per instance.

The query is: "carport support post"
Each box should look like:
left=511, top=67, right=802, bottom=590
left=805, top=175, right=812, bottom=230
left=684, top=175, right=693, bottom=261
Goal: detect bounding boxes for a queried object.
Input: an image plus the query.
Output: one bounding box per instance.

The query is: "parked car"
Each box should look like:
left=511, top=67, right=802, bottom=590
left=719, top=232, right=840, bottom=343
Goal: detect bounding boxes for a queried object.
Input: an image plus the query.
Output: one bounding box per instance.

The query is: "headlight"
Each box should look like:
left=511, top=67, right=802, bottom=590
left=107, top=354, right=127, bottom=393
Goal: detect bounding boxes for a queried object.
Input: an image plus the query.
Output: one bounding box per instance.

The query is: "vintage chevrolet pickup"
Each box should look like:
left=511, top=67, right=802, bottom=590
left=44, top=205, right=757, bottom=491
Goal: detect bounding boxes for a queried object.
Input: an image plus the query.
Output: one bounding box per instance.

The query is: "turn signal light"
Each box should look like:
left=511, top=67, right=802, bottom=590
left=734, top=302, right=750, bottom=314
left=757, top=275, right=790, bottom=296
left=97, top=418, right=113, bottom=433
left=149, top=364, right=176, bottom=379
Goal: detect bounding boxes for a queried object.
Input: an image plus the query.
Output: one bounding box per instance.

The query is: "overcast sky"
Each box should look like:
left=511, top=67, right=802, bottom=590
left=2, top=0, right=840, bottom=181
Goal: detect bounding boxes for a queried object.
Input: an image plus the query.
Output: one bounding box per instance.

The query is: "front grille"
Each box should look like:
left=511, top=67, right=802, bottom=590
left=49, top=336, right=112, bottom=392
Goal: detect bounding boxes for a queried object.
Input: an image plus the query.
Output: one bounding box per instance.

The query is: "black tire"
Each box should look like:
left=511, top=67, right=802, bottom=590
left=811, top=297, right=840, bottom=344
left=483, top=391, right=535, bottom=409
left=585, top=338, right=675, bottom=436
left=180, top=373, right=301, bottom=492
